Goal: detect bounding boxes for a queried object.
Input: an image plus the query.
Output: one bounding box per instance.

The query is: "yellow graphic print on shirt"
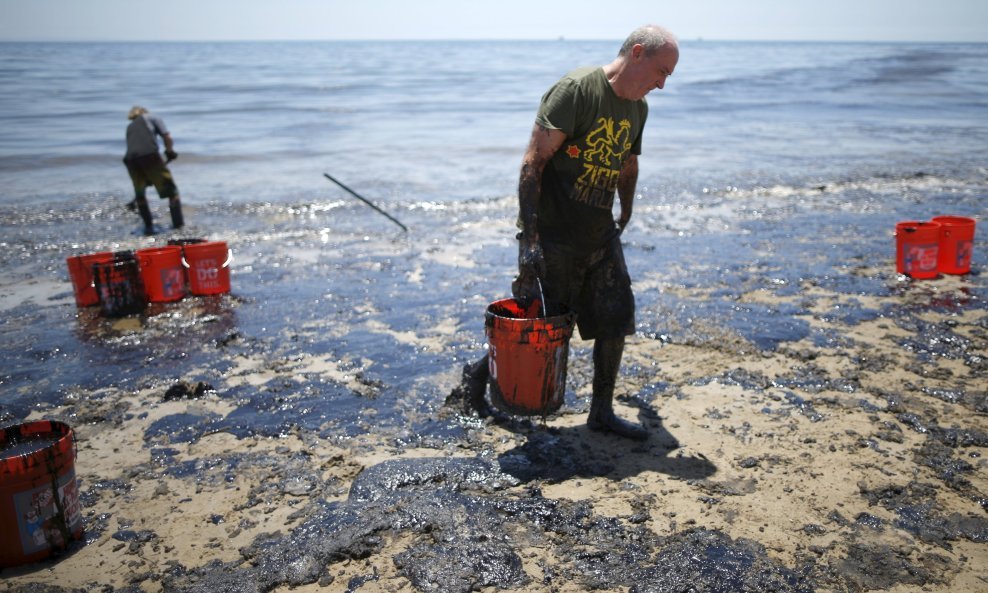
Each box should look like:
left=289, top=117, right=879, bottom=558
left=567, top=117, right=632, bottom=209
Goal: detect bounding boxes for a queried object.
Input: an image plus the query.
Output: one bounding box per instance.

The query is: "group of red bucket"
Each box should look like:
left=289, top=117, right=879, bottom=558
left=66, top=239, right=231, bottom=317
left=895, top=215, right=977, bottom=279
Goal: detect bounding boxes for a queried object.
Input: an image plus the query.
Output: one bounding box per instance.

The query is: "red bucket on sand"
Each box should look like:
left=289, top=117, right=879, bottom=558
left=182, top=241, right=231, bottom=296
left=485, top=298, right=575, bottom=416
left=66, top=251, right=114, bottom=307
left=137, top=246, right=186, bottom=302
left=931, top=216, right=976, bottom=275
left=0, top=420, right=84, bottom=567
left=895, top=221, right=941, bottom=279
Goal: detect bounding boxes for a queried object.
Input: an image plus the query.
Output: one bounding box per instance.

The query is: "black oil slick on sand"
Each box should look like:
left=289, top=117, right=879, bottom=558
left=2, top=169, right=986, bottom=591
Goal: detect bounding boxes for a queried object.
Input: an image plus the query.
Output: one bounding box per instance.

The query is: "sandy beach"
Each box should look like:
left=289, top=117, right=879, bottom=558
left=1, top=198, right=985, bottom=593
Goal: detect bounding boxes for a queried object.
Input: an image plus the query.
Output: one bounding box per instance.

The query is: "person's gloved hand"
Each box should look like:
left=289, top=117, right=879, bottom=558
left=616, top=216, right=629, bottom=234
left=512, top=239, right=545, bottom=307
left=518, top=239, right=546, bottom=278
left=164, top=149, right=178, bottom=162
left=512, top=269, right=539, bottom=307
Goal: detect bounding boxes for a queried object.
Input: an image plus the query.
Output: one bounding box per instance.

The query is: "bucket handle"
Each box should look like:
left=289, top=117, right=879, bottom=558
left=535, top=277, right=547, bottom=318
left=182, top=248, right=233, bottom=269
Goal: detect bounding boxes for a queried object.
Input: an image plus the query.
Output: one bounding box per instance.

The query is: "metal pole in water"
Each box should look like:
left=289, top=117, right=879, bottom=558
left=323, top=173, right=408, bottom=232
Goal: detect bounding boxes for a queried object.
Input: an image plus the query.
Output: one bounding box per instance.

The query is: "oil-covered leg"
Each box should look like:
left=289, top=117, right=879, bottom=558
left=587, top=336, right=647, bottom=440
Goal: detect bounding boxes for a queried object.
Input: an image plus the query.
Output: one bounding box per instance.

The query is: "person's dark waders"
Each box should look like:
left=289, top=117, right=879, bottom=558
left=136, top=196, right=154, bottom=235
left=169, top=198, right=184, bottom=229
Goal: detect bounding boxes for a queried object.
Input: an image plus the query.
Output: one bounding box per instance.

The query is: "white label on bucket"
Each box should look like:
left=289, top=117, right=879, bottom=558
left=956, top=240, right=973, bottom=267
left=12, top=469, right=82, bottom=555
left=161, top=266, right=185, bottom=298
left=196, top=258, right=220, bottom=289
left=904, top=243, right=938, bottom=273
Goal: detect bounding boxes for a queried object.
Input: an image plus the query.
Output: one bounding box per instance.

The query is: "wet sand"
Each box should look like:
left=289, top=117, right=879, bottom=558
left=1, top=187, right=986, bottom=592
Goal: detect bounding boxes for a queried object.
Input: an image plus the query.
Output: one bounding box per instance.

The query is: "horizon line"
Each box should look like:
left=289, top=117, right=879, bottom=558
left=1, top=37, right=985, bottom=44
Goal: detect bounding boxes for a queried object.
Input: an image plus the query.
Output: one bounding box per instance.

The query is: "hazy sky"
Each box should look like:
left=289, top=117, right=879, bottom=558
left=1, top=0, right=986, bottom=42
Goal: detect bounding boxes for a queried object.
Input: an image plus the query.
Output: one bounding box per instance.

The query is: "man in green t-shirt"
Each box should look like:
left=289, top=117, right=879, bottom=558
left=452, top=25, right=679, bottom=440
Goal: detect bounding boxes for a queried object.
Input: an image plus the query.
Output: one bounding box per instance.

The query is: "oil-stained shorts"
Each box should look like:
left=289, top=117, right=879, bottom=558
left=541, top=235, right=635, bottom=340
left=125, top=153, right=179, bottom=200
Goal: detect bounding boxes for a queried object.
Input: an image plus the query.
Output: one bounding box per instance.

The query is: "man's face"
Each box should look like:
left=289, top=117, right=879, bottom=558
left=628, top=44, right=679, bottom=100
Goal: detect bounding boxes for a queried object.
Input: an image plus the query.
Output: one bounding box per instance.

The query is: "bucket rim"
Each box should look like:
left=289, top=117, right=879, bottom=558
left=67, top=250, right=115, bottom=262
left=0, top=418, right=73, bottom=435
left=895, top=221, right=942, bottom=237
left=896, top=220, right=941, bottom=228
left=485, top=297, right=574, bottom=323
left=0, top=419, right=75, bottom=466
left=93, top=258, right=139, bottom=270
left=183, top=240, right=228, bottom=251
left=136, top=245, right=183, bottom=255
left=930, top=215, right=976, bottom=226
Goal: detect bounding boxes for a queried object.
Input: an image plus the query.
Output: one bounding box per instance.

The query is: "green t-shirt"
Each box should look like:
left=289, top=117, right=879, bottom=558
left=535, top=66, right=648, bottom=252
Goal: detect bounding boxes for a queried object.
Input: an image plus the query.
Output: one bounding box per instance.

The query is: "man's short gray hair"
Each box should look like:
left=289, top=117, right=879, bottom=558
left=618, top=25, right=677, bottom=57
left=128, top=105, right=148, bottom=120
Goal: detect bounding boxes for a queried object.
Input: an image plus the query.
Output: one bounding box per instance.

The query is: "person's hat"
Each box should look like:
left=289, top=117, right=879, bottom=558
left=128, top=105, right=148, bottom=120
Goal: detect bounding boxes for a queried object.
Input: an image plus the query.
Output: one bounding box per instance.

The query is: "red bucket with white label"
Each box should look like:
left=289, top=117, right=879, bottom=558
left=931, top=216, right=976, bottom=275
left=137, top=245, right=186, bottom=302
left=895, top=221, right=941, bottom=279
left=182, top=241, right=232, bottom=296
left=0, top=420, right=83, bottom=567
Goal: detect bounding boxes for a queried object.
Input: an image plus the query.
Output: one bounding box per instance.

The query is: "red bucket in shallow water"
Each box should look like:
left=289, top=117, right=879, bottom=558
left=137, top=245, right=186, bottom=302
left=931, top=216, right=976, bottom=275
left=895, top=221, right=941, bottom=279
left=485, top=298, right=575, bottom=416
left=182, top=241, right=231, bottom=296
left=0, top=420, right=84, bottom=567
left=93, top=255, right=146, bottom=317
left=66, top=251, right=114, bottom=307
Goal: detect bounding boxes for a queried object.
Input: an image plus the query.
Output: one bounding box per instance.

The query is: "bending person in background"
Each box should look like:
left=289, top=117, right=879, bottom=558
left=450, top=24, right=680, bottom=440
left=123, top=105, right=184, bottom=235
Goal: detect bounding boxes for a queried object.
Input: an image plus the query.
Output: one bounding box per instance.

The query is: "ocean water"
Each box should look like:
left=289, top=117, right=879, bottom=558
left=2, top=40, right=987, bottom=206
left=0, top=40, right=985, bottom=429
